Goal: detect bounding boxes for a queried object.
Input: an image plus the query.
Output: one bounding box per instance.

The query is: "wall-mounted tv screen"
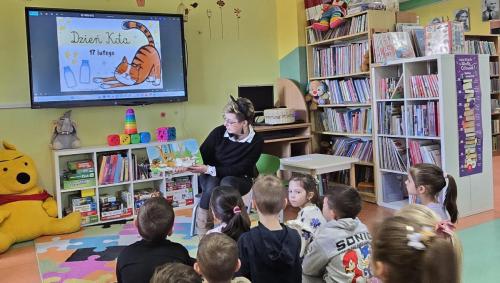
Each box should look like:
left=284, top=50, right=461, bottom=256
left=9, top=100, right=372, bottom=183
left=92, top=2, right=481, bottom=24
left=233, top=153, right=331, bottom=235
left=25, top=7, right=188, bottom=108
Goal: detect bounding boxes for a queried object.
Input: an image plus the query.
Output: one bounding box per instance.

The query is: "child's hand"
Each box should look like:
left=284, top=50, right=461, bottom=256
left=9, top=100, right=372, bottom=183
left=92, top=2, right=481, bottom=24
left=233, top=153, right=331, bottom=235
left=188, top=165, right=208, bottom=174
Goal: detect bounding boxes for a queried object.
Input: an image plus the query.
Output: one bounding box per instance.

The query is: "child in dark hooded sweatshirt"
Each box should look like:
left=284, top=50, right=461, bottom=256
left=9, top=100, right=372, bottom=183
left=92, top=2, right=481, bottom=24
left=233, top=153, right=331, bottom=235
left=236, top=175, right=301, bottom=283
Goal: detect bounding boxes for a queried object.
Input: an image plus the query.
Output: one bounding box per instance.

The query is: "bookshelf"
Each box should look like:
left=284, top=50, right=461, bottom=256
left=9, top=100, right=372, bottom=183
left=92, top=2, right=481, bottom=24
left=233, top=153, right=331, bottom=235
left=53, top=141, right=198, bottom=226
left=464, top=34, right=500, bottom=155
left=372, top=55, right=494, bottom=217
left=306, top=10, right=396, bottom=203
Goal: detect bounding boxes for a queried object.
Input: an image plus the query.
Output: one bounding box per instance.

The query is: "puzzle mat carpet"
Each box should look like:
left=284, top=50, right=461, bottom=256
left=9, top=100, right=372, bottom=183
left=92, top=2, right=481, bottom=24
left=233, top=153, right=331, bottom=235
left=35, top=216, right=199, bottom=283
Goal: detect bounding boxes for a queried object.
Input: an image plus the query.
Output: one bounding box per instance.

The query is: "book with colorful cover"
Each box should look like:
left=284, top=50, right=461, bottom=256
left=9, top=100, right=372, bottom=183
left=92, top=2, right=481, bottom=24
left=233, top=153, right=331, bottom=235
left=146, top=139, right=203, bottom=173
left=424, top=21, right=465, bottom=56
left=373, top=32, right=416, bottom=63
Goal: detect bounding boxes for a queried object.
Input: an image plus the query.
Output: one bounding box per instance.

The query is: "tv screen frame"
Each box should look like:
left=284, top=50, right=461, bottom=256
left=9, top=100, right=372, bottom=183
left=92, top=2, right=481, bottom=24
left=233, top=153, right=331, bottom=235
left=25, top=7, right=188, bottom=109
left=238, top=84, right=275, bottom=114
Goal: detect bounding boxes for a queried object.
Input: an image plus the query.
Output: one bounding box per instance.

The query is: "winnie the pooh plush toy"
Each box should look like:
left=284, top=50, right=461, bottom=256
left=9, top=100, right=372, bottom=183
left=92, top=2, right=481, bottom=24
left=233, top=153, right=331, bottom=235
left=0, top=141, right=81, bottom=253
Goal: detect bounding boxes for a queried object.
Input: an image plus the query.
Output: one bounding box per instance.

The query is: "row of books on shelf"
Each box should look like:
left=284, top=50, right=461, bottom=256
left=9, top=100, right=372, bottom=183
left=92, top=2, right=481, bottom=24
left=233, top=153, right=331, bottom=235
left=378, top=76, right=403, bottom=100
left=316, top=108, right=372, bottom=134
left=98, top=154, right=130, bottom=185
left=378, top=102, right=404, bottom=135
left=492, top=78, right=500, bottom=93
left=493, top=119, right=500, bottom=135
left=131, top=154, right=157, bottom=181
left=490, top=62, right=499, bottom=76
left=409, top=74, right=439, bottom=98
left=312, top=41, right=368, bottom=77
left=408, top=140, right=442, bottom=167
left=325, top=78, right=371, bottom=104
left=407, top=102, right=440, bottom=137
left=464, top=40, right=497, bottom=55
left=378, top=137, right=407, bottom=172
left=492, top=99, right=500, bottom=113
left=330, top=137, right=373, bottom=162
left=307, top=14, right=368, bottom=44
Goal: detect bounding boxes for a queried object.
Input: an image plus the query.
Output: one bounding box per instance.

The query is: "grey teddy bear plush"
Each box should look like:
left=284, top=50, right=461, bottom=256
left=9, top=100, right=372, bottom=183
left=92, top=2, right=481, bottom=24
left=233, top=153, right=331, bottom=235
left=51, top=110, right=81, bottom=150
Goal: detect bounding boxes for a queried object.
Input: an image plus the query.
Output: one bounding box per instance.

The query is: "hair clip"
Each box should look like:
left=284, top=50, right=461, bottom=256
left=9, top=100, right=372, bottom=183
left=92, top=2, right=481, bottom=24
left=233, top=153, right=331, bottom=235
left=435, top=220, right=455, bottom=239
left=407, top=226, right=435, bottom=250
left=233, top=206, right=241, bottom=214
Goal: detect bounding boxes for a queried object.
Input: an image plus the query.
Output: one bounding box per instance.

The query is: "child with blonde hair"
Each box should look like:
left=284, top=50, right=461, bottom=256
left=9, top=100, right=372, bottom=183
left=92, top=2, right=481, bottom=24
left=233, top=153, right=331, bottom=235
left=207, top=186, right=251, bottom=241
left=406, top=163, right=458, bottom=223
left=286, top=174, right=326, bottom=256
left=371, top=210, right=459, bottom=283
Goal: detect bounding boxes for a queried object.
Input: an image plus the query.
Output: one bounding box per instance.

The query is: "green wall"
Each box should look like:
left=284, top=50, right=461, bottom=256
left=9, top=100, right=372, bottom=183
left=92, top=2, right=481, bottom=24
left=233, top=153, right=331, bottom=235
left=0, top=0, right=279, bottom=194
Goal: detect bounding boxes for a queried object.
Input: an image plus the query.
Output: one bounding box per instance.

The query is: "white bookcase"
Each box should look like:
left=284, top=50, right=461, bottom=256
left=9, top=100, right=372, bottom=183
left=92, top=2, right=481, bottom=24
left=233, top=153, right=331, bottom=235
left=53, top=141, right=198, bottom=226
left=372, top=54, right=494, bottom=217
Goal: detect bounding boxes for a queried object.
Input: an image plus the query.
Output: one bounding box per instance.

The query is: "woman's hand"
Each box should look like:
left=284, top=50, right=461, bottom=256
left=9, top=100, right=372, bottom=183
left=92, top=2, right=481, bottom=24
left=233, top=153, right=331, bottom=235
left=188, top=165, right=208, bottom=174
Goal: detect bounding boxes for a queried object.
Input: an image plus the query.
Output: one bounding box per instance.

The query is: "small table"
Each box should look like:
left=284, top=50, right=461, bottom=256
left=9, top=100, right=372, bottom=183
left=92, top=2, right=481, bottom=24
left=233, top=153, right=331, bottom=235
left=280, top=154, right=359, bottom=195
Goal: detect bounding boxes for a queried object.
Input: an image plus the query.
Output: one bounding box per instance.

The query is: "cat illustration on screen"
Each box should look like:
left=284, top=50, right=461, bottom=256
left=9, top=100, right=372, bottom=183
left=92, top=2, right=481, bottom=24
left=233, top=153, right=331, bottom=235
left=93, top=21, right=162, bottom=89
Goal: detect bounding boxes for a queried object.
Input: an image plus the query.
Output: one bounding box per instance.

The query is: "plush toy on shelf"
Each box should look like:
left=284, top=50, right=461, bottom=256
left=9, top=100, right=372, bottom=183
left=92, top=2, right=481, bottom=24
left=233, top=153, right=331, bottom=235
left=312, top=0, right=351, bottom=32
left=51, top=110, right=81, bottom=150
left=0, top=141, right=81, bottom=253
left=305, top=80, right=330, bottom=110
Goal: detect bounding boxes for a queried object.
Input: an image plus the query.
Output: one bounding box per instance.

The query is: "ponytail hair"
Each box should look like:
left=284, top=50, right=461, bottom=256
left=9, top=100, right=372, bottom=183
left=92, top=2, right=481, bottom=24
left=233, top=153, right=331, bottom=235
left=209, top=186, right=251, bottom=241
left=372, top=215, right=459, bottom=283
left=409, top=163, right=459, bottom=223
left=443, top=174, right=458, bottom=223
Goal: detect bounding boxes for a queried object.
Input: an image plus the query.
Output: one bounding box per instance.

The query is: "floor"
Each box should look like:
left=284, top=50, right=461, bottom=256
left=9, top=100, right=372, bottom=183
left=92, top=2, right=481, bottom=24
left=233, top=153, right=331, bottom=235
left=0, top=159, right=499, bottom=283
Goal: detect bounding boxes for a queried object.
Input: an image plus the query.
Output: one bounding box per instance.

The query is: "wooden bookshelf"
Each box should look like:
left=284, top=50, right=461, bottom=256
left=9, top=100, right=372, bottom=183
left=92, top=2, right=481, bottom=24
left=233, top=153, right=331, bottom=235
left=305, top=10, right=396, bottom=203
left=465, top=34, right=500, bottom=156
left=372, top=55, right=493, bottom=216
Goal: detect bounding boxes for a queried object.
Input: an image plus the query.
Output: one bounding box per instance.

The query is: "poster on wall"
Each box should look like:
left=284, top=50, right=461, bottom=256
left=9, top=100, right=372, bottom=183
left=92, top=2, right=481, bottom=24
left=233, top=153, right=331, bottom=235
left=455, top=55, right=483, bottom=177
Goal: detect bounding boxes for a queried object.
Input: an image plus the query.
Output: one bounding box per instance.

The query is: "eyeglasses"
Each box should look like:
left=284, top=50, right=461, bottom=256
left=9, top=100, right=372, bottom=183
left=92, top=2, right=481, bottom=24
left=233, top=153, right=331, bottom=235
left=222, top=116, right=241, bottom=126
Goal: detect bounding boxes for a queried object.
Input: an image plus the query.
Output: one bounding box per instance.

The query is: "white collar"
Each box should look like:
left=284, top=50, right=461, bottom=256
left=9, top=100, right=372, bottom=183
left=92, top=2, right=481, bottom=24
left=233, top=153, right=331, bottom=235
left=224, top=125, right=255, bottom=143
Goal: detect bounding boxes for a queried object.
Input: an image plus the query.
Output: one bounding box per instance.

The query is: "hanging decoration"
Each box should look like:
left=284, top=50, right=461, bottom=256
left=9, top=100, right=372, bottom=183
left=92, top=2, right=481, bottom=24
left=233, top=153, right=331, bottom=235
left=217, top=0, right=226, bottom=39
left=136, top=0, right=145, bottom=7
left=234, top=8, right=242, bottom=40
left=177, top=2, right=199, bottom=23
left=207, top=9, right=213, bottom=40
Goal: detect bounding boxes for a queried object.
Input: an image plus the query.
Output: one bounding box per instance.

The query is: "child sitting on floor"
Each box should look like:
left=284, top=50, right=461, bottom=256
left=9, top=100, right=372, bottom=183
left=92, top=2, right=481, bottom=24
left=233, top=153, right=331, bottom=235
left=302, top=184, right=372, bottom=283
left=406, top=163, right=459, bottom=223
left=286, top=174, right=326, bottom=256
left=207, top=186, right=251, bottom=241
left=150, top=262, right=202, bottom=283
left=195, top=233, right=250, bottom=283
left=236, top=175, right=302, bottom=283
left=116, top=197, right=194, bottom=283
left=371, top=207, right=459, bottom=283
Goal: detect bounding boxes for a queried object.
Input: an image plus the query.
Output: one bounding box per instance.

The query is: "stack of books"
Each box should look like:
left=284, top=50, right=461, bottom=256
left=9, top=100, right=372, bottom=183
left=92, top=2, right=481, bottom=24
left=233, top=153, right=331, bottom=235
left=99, top=191, right=133, bottom=221
left=66, top=189, right=98, bottom=225
left=408, top=140, right=442, bottom=167
left=326, top=78, right=371, bottom=104
left=330, top=137, right=373, bottom=162
left=307, top=14, right=367, bottom=44
left=312, top=41, right=369, bottom=77
left=407, top=102, right=440, bottom=137
left=464, top=40, right=497, bottom=55
left=317, top=108, right=372, bottom=134
left=491, top=78, right=500, bottom=93
left=378, top=102, right=404, bottom=135
left=409, top=74, right=439, bottom=98
left=62, top=160, right=96, bottom=190
left=97, top=153, right=129, bottom=185
left=491, top=62, right=499, bottom=76
left=378, top=76, right=403, bottom=100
